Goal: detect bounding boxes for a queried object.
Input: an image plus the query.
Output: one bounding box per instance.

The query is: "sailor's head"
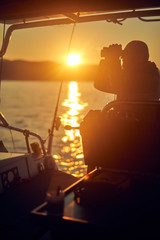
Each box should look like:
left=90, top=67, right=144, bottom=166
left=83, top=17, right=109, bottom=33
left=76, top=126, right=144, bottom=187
left=122, top=40, right=149, bottom=68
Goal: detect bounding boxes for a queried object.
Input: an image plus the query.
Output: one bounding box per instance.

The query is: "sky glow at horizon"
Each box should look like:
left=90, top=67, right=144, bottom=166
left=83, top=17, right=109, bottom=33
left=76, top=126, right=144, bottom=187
left=1, top=18, right=160, bottom=68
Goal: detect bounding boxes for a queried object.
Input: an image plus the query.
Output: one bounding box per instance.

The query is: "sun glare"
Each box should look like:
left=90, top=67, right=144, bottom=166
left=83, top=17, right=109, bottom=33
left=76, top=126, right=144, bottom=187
left=67, top=53, right=81, bottom=66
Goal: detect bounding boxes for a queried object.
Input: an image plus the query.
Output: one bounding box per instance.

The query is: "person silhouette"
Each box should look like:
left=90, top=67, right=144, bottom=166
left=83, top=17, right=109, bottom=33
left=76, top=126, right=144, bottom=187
left=94, top=40, right=160, bottom=101
left=81, top=41, right=160, bottom=172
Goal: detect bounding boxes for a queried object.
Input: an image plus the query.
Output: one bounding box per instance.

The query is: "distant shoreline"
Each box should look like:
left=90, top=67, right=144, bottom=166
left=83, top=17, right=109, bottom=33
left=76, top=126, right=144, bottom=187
left=1, top=59, right=97, bottom=81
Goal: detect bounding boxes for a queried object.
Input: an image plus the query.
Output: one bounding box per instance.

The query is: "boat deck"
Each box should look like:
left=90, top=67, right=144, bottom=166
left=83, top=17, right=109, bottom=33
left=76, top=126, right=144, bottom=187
left=0, top=169, right=77, bottom=240
left=0, top=152, right=25, bottom=161
left=31, top=168, right=160, bottom=237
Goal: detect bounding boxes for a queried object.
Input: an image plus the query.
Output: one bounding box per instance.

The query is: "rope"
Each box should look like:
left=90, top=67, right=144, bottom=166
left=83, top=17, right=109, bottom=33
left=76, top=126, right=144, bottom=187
left=66, top=23, right=76, bottom=59
left=47, top=23, right=77, bottom=154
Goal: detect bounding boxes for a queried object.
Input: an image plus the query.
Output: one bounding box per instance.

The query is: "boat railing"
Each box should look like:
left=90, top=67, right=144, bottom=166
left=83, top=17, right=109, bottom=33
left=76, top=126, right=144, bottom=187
left=0, top=113, right=46, bottom=155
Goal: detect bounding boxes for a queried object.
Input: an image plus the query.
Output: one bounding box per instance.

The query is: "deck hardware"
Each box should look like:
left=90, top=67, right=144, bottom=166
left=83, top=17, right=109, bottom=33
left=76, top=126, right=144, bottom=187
left=0, top=121, right=46, bottom=155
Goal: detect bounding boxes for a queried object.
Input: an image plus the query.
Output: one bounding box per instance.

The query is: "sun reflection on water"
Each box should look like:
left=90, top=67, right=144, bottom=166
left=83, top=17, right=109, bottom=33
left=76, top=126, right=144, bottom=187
left=54, top=81, right=88, bottom=178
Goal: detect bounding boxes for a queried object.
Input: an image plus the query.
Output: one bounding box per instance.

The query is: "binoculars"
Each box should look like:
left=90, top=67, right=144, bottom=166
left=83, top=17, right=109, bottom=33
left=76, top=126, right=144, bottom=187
left=101, top=44, right=122, bottom=58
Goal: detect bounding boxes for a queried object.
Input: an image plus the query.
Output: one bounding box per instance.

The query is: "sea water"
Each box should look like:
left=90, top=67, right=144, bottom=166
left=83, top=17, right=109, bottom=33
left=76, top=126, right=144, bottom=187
left=0, top=80, right=114, bottom=177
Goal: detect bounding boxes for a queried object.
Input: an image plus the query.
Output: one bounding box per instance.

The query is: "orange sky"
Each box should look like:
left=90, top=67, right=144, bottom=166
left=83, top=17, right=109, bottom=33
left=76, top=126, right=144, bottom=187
left=1, top=18, right=160, bottom=68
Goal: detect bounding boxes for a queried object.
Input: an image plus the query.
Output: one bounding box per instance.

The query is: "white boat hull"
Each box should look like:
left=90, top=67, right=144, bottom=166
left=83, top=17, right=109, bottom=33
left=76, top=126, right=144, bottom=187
left=0, top=152, right=46, bottom=193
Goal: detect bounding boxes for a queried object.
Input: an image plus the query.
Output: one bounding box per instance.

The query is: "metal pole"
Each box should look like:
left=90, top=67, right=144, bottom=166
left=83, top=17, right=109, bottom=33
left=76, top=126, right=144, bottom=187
left=47, top=80, right=63, bottom=154
left=0, top=21, right=5, bottom=102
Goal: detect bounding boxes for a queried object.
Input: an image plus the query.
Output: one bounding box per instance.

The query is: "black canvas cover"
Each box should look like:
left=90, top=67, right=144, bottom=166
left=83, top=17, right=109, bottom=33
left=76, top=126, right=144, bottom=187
left=0, top=0, right=159, bottom=22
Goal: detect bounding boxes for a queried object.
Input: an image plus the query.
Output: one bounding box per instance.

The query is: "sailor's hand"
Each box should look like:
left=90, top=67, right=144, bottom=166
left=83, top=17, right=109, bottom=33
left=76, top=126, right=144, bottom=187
left=107, top=44, right=122, bottom=59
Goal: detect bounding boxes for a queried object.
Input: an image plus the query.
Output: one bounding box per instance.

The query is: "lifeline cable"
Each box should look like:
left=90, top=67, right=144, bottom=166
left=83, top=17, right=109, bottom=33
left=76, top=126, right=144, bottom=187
left=9, top=129, right=17, bottom=152
left=47, top=23, right=76, bottom=154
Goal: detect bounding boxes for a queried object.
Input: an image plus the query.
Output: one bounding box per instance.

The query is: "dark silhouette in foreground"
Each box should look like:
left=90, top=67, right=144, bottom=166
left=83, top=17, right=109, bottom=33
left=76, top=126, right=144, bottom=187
left=81, top=41, right=160, bottom=172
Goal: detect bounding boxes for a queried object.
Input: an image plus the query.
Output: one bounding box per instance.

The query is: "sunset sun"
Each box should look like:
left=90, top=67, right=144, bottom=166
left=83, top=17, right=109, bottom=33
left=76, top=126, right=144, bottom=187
left=67, top=53, right=81, bottom=66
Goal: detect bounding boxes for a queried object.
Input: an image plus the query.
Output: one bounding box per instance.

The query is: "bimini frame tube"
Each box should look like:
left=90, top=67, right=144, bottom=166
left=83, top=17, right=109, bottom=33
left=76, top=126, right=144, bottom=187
left=0, top=8, right=160, bottom=57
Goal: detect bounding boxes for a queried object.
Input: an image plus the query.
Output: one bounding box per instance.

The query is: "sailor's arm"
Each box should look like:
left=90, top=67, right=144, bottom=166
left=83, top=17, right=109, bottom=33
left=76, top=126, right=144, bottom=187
left=94, top=59, right=111, bottom=92
left=94, top=58, right=122, bottom=94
